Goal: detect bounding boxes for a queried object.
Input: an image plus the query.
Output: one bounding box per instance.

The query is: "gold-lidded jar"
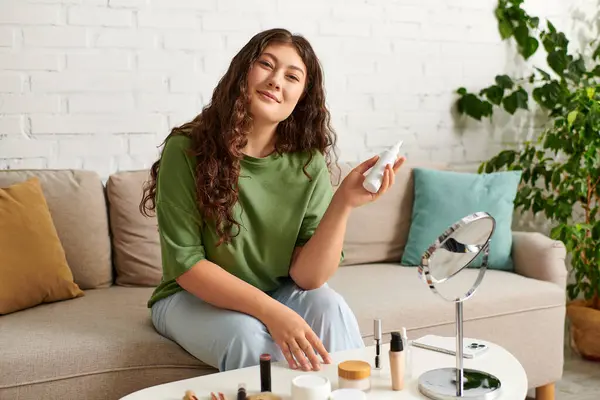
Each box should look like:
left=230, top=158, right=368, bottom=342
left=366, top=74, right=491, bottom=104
left=337, top=360, right=371, bottom=391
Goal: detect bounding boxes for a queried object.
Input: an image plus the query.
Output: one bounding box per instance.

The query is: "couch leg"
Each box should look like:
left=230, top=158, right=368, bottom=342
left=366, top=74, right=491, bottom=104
left=536, top=383, right=555, bottom=400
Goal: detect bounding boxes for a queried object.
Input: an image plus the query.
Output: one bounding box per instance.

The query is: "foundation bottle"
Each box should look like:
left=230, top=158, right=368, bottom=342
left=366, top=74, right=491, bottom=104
left=389, top=331, right=405, bottom=390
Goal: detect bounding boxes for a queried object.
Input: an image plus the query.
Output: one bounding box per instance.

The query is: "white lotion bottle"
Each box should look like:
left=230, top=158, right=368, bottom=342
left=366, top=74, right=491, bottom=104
left=362, top=140, right=404, bottom=194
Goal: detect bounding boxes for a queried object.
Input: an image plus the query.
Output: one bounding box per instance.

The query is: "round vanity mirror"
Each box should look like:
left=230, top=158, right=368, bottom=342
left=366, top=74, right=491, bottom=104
left=417, top=212, right=502, bottom=400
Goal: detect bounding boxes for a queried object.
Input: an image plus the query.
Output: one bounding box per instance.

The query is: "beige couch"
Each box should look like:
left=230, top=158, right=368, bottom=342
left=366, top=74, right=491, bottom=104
left=0, top=162, right=568, bottom=400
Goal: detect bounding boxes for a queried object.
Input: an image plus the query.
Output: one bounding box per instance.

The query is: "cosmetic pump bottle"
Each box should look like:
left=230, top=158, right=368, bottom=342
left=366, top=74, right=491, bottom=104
left=362, top=140, right=404, bottom=194
left=389, top=331, right=405, bottom=391
left=402, top=327, right=412, bottom=379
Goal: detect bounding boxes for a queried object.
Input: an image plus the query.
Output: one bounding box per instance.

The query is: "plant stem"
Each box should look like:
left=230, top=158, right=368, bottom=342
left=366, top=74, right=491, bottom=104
left=585, top=175, right=600, bottom=224
left=586, top=176, right=591, bottom=224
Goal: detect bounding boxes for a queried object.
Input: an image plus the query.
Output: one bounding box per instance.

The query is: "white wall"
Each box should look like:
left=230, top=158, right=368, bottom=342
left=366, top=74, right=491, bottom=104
left=0, top=0, right=591, bottom=179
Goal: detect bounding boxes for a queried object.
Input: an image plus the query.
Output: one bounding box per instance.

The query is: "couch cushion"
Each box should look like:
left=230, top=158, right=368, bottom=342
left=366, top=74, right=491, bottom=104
left=333, top=162, right=447, bottom=266
left=0, top=287, right=211, bottom=395
left=0, top=170, right=112, bottom=289
left=401, top=168, right=522, bottom=271
left=328, top=263, right=565, bottom=336
left=0, top=177, right=84, bottom=314
left=107, top=170, right=162, bottom=286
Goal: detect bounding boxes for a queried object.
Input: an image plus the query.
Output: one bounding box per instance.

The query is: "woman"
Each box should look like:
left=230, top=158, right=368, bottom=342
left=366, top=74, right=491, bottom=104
left=140, top=28, right=405, bottom=373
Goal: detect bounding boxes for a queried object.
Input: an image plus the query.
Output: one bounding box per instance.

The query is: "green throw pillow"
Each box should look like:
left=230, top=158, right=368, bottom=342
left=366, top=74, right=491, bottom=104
left=401, top=168, right=522, bottom=271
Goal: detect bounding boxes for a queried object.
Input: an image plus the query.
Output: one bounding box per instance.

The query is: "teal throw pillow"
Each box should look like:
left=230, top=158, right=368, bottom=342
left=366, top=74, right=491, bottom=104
left=401, top=168, right=522, bottom=271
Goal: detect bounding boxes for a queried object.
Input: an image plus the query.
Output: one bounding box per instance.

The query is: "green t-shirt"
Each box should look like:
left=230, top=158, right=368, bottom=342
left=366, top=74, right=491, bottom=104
left=147, top=135, right=340, bottom=308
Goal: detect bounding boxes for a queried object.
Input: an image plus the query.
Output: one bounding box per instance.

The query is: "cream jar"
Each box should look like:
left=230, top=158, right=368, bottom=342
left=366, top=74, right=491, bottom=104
left=337, top=360, right=371, bottom=391
left=291, top=375, right=331, bottom=400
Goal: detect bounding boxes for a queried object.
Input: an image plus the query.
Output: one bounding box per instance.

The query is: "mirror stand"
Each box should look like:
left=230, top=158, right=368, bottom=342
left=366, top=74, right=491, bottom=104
left=417, top=213, right=502, bottom=400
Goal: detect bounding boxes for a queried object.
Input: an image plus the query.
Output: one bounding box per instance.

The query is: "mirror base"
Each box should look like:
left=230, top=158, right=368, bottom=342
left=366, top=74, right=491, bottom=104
left=418, top=368, right=502, bottom=400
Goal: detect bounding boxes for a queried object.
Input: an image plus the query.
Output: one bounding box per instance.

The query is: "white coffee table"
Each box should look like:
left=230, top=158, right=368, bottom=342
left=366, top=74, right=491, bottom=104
left=121, top=337, right=528, bottom=399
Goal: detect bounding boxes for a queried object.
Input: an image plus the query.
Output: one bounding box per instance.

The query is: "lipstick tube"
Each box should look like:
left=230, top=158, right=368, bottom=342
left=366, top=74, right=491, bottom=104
left=237, top=383, right=247, bottom=400
left=260, top=353, right=272, bottom=392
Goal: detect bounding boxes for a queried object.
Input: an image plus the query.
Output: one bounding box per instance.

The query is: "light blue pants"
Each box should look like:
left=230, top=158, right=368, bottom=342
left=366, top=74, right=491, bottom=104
left=151, top=280, right=365, bottom=371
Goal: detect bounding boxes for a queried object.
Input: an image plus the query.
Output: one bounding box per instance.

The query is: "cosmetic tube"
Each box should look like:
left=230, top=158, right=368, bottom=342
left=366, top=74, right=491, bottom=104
left=237, top=383, right=247, bottom=400
left=389, top=332, right=405, bottom=391
left=374, top=319, right=382, bottom=369
left=362, top=140, right=403, bottom=193
left=260, top=354, right=271, bottom=392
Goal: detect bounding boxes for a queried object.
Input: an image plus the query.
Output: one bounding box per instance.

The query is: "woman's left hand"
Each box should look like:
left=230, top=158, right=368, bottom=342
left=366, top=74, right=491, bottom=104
left=333, top=154, right=406, bottom=210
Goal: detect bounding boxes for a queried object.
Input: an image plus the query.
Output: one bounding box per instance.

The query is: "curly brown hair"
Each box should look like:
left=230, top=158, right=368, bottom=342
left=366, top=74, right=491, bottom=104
left=140, top=28, right=339, bottom=246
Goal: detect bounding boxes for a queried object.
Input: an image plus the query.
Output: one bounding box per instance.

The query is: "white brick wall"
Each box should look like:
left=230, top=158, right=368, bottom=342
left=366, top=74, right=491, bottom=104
left=0, top=0, right=591, bottom=179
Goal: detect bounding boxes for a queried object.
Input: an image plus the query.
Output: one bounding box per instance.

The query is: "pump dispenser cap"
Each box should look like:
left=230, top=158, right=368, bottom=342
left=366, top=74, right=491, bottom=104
left=390, top=331, right=403, bottom=352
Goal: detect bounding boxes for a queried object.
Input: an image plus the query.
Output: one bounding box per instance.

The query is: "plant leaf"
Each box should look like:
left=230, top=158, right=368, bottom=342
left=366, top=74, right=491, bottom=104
left=556, top=32, right=569, bottom=49
left=514, top=24, right=529, bottom=47
left=503, top=87, right=529, bottom=114
left=498, top=20, right=513, bottom=39
left=543, top=35, right=555, bottom=53
left=588, top=102, right=600, bottom=131
left=482, top=85, right=504, bottom=105
left=529, top=17, right=540, bottom=28
left=532, top=81, right=565, bottom=109
left=535, top=67, right=552, bottom=81
left=548, top=50, right=568, bottom=76
left=457, top=94, right=493, bottom=120
left=568, top=56, right=587, bottom=77
left=495, top=74, right=514, bottom=89
left=567, top=110, right=578, bottom=128
left=515, top=88, right=529, bottom=109
left=503, top=95, right=518, bottom=114
left=564, top=71, right=581, bottom=84
left=513, top=24, right=534, bottom=60
left=551, top=168, right=562, bottom=189
left=523, top=36, right=539, bottom=59
left=497, top=150, right=516, bottom=167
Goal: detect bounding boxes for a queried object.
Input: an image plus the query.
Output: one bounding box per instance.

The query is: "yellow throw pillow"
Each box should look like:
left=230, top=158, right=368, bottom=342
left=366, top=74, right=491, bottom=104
left=0, top=177, right=84, bottom=315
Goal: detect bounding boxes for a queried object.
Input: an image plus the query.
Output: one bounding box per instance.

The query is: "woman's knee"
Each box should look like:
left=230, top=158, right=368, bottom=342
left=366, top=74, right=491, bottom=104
left=300, top=286, right=364, bottom=350
left=303, top=286, right=351, bottom=321
left=157, top=291, right=279, bottom=371
left=217, top=315, right=280, bottom=371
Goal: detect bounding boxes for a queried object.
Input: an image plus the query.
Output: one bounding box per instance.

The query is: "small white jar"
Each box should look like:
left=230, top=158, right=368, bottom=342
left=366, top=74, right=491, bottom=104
left=291, top=375, right=331, bottom=400
left=337, top=361, right=371, bottom=391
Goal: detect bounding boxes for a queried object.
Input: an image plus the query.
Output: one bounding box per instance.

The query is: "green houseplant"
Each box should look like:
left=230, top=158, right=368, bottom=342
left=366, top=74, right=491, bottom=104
left=455, top=0, right=600, bottom=360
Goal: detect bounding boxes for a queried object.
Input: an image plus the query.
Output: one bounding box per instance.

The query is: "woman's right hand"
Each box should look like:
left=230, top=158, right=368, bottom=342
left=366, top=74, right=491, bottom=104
left=262, top=304, right=332, bottom=371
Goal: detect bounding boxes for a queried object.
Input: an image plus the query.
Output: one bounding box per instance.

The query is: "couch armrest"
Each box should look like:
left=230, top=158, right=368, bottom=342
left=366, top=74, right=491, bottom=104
left=511, top=231, right=568, bottom=289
